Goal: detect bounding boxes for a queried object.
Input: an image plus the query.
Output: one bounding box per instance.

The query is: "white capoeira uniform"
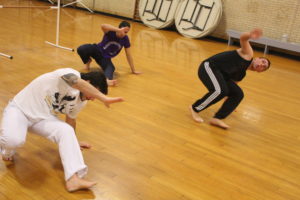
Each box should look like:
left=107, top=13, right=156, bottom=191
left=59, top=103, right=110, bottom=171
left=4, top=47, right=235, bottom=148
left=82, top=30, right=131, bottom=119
left=0, top=68, right=87, bottom=180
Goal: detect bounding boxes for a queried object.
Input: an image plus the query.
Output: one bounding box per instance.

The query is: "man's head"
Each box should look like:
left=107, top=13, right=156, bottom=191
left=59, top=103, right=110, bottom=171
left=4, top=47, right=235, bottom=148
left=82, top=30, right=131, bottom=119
left=250, top=57, right=271, bottom=72
left=119, top=21, right=130, bottom=29
left=118, top=21, right=131, bottom=37
left=80, top=70, right=108, bottom=99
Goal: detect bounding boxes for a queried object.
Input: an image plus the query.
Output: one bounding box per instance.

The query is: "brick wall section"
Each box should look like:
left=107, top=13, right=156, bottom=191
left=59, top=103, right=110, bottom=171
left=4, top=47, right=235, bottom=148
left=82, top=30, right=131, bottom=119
left=134, top=0, right=300, bottom=43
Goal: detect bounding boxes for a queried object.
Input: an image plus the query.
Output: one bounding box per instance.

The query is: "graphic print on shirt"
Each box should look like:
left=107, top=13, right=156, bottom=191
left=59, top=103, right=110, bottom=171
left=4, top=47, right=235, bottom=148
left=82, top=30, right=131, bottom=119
left=45, top=92, right=77, bottom=115
left=103, top=41, right=122, bottom=56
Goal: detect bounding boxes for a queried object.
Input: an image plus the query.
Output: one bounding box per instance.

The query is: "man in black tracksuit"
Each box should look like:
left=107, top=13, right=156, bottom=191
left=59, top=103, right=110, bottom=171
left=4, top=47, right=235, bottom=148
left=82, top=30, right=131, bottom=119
left=190, top=29, right=271, bottom=129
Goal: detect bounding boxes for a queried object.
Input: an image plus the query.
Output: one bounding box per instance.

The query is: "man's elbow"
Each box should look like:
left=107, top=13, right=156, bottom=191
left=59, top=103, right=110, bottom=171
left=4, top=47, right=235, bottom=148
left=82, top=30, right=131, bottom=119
left=101, top=24, right=106, bottom=32
left=240, top=32, right=250, bottom=40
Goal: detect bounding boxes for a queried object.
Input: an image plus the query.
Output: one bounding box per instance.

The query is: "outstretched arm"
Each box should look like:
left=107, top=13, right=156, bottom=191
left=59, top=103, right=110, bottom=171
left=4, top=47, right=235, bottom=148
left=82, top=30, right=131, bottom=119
left=124, top=47, right=142, bottom=75
left=62, top=73, right=124, bottom=107
left=74, top=79, right=124, bottom=107
left=239, top=28, right=263, bottom=59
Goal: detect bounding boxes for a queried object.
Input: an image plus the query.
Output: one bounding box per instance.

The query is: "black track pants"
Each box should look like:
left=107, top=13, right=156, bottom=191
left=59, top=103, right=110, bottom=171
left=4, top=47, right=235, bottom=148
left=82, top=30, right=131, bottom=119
left=77, top=44, right=116, bottom=80
left=192, top=61, right=244, bottom=119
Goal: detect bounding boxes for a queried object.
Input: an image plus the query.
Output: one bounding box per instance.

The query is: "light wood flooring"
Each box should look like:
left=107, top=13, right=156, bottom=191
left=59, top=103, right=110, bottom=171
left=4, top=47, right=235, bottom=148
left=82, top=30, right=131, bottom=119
left=0, top=1, right=300, bottom=200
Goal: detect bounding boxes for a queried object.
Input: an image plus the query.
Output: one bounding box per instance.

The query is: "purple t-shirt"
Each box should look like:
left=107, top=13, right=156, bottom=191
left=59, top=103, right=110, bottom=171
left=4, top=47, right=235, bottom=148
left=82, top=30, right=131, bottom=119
left=97, top=31, right=131, bottom=59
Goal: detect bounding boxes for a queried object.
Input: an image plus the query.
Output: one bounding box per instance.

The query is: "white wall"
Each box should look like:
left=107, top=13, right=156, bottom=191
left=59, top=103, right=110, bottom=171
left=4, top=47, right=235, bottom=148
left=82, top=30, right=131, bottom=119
left=76, top=0, right=137, bottom=18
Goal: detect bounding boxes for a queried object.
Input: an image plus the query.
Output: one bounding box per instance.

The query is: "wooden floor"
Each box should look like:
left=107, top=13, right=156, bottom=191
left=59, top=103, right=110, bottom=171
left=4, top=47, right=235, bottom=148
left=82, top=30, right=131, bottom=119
left=1, top=1, right=300, bottom=200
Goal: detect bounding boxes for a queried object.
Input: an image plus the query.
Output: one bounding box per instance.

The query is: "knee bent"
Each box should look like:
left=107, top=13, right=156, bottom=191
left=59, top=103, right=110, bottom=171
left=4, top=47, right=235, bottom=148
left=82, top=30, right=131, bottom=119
left=1, top=135, right=25, bottom=149
left=216, top=90, right=228, bottom=99
left=51, top=124, right=76, bottom=143
left=77, top=46, right=84, bottom=55
left=235, top=90, right=244, bottom=101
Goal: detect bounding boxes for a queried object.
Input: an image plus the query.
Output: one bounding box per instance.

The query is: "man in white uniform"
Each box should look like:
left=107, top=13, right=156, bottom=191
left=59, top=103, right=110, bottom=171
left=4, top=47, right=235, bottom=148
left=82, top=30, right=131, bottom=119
left=0, top=68, right=123, bottom=192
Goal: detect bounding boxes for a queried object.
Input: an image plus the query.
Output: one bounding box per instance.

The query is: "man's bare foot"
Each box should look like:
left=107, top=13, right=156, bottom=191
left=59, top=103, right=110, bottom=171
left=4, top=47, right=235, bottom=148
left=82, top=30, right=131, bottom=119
left=2, top=155, right=14, bottom=161
left=209, top=118, right=230, bottom=129
left=1, top=148, right=15, bottom=161
left=79, top=141, right=92, bottom=150
left=66, top=174, right=97, bottom=192
left=189, top=106, right=204, bottom=123
left=107, top=79, right=117, bottom=86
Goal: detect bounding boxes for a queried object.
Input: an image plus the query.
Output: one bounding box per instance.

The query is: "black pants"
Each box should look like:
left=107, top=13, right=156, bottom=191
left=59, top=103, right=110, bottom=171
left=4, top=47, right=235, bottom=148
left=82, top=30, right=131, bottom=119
left=77, top=44, right=115, bottom=80
left=192, top=61, right=244, bottom=119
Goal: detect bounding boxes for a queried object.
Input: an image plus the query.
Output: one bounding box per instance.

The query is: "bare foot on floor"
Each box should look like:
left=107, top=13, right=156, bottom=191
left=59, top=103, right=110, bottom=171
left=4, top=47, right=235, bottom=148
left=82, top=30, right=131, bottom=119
left=66, top=174, right=97, bottom=192
left=209, top=118, right=230, bottom=129
left=2, top=155, right=14, bottom=161
left=79, top=141, right=92, bottom=150
left=107, top=79, right=117, bottom=87
left=189, top=106, right=204, bottom=123
left=1, top=148, right=15, bottom=161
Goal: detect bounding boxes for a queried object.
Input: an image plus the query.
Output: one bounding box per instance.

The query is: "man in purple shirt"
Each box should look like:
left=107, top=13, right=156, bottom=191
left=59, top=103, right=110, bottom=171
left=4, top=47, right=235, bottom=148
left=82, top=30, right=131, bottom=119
left=77, top=21, right=141, bottom=86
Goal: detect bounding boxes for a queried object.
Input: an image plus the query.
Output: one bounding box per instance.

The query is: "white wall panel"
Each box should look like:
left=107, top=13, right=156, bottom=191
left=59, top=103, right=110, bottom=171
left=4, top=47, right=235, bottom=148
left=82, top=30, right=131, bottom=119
left=94, top=0, right=137, bottom=18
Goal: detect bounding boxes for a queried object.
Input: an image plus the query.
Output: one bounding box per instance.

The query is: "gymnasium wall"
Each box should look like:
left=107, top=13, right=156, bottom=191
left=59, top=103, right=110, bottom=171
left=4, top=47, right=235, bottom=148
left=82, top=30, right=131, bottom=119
left=134, top=0, right=300, bottom=43
left=57, top=0, right=137, bottom=18
left=94, top=0, right=137, bottom=18
left=52, top=0, right=300, bottom=43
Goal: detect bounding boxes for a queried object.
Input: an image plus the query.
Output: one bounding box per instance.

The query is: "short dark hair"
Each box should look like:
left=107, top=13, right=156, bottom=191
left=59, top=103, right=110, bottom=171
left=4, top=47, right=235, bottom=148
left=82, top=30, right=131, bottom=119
left=260, top=57, right=271, bottom=70
left=80, top=71, right=108, bottom=94
left=119, top=21, right=130, bottom=28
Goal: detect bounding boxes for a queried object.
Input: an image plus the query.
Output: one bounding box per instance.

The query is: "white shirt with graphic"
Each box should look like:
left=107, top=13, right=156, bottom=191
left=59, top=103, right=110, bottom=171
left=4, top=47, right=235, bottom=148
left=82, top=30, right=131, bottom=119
left=13, top=68, right=87, bottom=121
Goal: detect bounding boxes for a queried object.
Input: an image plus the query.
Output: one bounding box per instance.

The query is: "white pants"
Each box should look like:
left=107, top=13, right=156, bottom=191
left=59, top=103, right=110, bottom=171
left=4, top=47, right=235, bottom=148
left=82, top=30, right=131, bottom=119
left=0, top=101, right=87, bottom=181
